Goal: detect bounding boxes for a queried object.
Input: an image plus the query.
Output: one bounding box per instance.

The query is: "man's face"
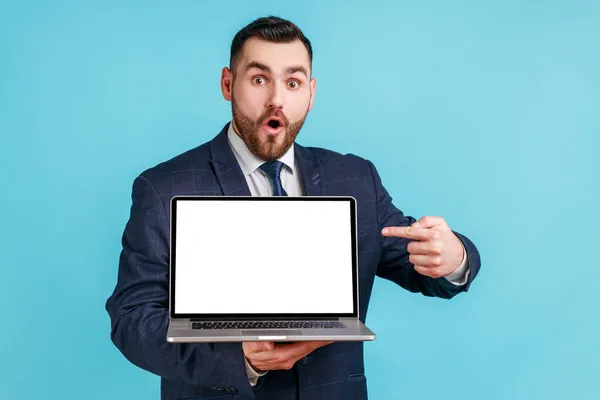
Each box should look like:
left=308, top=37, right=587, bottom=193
left=221, top=37, right=316, bottom=161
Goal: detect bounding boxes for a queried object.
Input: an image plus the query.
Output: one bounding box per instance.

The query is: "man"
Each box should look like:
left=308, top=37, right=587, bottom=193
left=105, top=16, right=481, bottom=400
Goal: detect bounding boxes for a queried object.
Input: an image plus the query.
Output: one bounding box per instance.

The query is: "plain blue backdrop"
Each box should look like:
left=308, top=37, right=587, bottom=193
left=1, top=1, right=599, bottom=399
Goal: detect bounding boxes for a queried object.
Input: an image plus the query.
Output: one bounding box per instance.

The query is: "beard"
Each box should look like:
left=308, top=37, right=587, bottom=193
left=231, top=95, right=309, bottom=161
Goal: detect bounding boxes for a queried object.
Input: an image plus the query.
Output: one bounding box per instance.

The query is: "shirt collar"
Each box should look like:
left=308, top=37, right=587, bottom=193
left=227, top=121, right=296, bottom=176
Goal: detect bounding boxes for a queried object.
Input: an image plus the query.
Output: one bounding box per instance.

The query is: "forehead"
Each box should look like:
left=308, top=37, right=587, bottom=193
left=238, top=37, right=311, bottom=73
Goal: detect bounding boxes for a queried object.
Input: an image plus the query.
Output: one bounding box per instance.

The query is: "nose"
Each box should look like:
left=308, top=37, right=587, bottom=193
left=266, top=81, right=284, bottom=110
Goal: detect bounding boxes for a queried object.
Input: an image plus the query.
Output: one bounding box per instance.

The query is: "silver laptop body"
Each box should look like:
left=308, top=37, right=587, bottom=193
left=166, top=196, right=376, bottom=343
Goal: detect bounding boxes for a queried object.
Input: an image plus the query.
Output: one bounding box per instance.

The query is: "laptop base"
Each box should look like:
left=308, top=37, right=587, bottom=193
left=167, top=318, right=375, bottom=343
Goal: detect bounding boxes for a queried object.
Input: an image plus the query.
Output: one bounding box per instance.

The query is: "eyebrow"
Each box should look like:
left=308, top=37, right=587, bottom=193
left=245, top=61, right=308, bottom=77
left=286, top=65, right=308, bottom=76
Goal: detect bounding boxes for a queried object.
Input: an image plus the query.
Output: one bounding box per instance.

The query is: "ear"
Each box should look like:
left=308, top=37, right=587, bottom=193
left=221, top=67, right=233, bottom=101
left=308, top=77, right=317, bottom=111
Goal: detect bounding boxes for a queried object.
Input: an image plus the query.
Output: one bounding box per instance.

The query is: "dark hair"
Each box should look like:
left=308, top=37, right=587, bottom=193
left=230, top=16, right=313, bottom=74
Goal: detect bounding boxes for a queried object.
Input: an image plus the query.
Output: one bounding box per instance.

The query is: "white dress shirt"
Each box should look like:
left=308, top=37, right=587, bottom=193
left=227, top=122, right=303, bottom=197
left=226, top=122, right=470, bottom=386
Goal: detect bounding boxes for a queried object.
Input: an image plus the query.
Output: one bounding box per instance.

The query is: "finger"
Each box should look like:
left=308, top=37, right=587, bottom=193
left=243, top=341, right=275, bottom=354
left=277, top=341, right=319, bottom=360
left=382, top=226, right=438, bottom=241
left=249, top=341, right=334, bottom=370
left=247, top=344, right=286, bottom=362
left=306, top=340, right=334, bottom=351
left=276, top=340, right=333, bottom=361
left=247, top=343, right=309, bottom=369
left=414, top=265, right=445, bottom=278
left=407, top=240, right=443, bottom=255
left=415, top=216, right=446, bottom=229
left=409, top=254, right=443, bottom=268
left=256, top=341, right=275, bottom=351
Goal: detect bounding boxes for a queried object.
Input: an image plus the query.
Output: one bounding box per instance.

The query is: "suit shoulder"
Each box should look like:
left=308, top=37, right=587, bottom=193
left=304, top=146, right=374, bottom=175
left=137, top=142, right=212, bottom=185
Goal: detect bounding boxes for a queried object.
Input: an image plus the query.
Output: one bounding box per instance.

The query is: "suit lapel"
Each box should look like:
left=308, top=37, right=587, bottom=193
left=209, top=123, right=252, bottom=196
left=295, top=142, right=326, bottom=196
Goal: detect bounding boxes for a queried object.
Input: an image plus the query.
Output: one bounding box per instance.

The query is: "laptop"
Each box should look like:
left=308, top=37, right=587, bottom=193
left=166, top=196, right=376, bottom=342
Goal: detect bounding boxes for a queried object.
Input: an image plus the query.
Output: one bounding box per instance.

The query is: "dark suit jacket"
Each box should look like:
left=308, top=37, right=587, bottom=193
left=105, top=123, right=481, bottom=400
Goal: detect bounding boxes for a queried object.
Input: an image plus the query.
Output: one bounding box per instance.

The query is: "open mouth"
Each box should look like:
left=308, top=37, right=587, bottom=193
left=266, top=118, right=282, bottom=129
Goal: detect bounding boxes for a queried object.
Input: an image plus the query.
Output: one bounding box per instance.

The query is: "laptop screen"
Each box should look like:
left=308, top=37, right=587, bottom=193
left=170, top=197, right=357, bottom=318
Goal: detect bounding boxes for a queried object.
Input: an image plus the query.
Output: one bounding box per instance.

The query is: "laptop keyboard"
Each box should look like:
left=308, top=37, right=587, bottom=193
left=192, top=320, right=345, bottom=330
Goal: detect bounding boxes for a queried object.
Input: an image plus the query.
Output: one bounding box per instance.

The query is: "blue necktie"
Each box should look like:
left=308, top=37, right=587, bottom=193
left=259, top=160, right=288, bottom=196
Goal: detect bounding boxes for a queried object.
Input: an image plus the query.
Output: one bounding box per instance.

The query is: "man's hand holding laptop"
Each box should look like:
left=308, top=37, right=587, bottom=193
left=243, top=340, right=334, bottom=371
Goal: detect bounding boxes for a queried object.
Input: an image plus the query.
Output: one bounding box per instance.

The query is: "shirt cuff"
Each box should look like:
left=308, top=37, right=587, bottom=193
left=444, top=240, right=470, bottom=286
left=245, top=356, right=268, bottom=387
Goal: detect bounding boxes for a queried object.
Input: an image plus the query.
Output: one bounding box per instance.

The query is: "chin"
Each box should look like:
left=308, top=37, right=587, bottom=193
left=260, top=141, right=290, bottom=161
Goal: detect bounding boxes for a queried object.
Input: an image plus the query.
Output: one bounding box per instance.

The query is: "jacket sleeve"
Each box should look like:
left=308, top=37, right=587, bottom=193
left=367, top=161, right=481, bottom=299
left=105, top=175, right=255, bottom=398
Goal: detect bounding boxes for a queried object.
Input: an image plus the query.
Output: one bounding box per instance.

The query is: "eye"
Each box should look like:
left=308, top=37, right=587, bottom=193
left=252, top=76, right=266, bottom=85
left=287, top=80, right=300, bottom=89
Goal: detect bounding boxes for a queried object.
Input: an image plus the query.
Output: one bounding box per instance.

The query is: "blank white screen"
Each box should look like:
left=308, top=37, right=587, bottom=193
left=174, top=199, right=354, bottom=314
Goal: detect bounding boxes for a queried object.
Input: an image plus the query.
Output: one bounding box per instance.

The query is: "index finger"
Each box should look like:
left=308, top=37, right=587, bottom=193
left=276, top=340, right=334, bottom=360
left=381, top=226, right=436, bottom=241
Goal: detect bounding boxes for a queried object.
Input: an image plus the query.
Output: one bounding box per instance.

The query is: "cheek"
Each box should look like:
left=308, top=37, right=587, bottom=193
left=235, top=85, right=266, bottom=116
left=286, top=91, right=311, bottom=119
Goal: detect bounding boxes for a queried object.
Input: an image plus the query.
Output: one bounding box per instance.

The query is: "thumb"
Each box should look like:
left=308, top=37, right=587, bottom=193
left=258, top=341, right=275, bottom=351
left=413, top=216, right=445, bottom=229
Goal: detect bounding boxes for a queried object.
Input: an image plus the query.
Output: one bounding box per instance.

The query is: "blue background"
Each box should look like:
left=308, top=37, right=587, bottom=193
left=1, top=1, right=599, bottom=399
